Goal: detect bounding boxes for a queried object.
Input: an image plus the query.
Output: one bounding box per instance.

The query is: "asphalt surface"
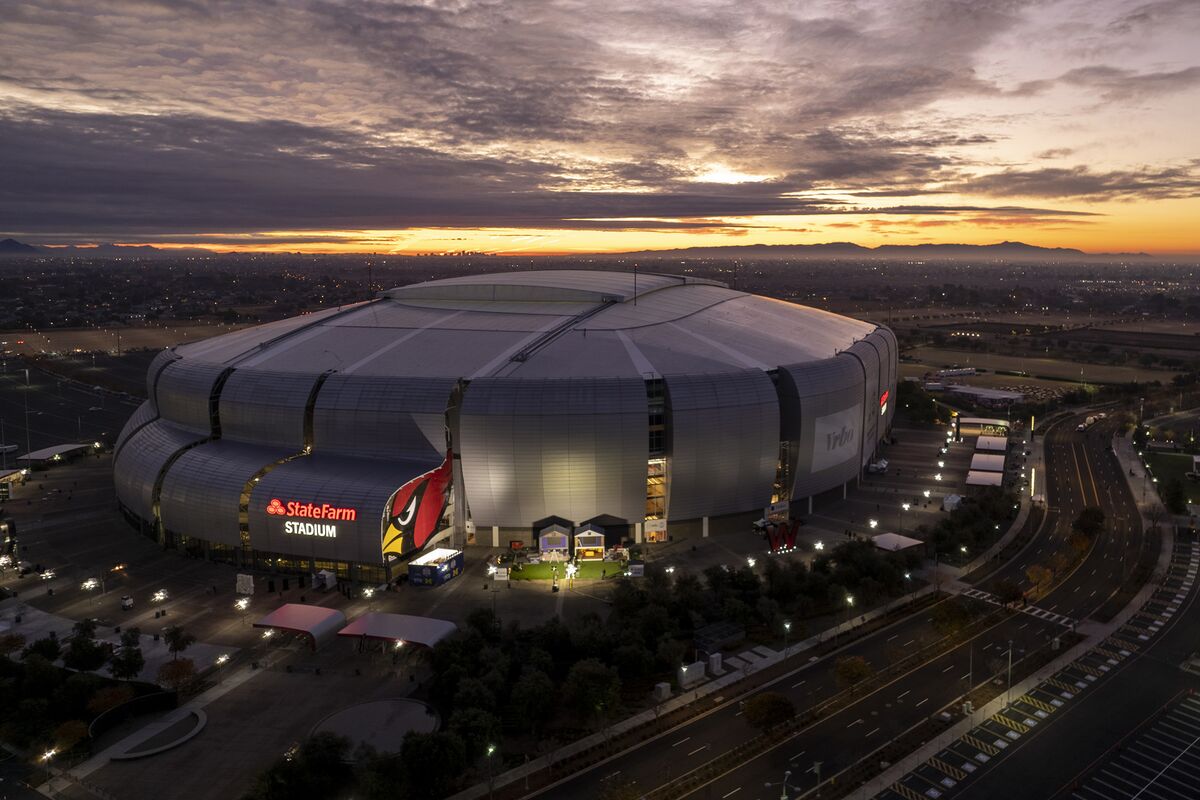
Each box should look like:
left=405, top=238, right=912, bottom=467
left=0, top=363, right=139, bottom=461
left=528, top=411, right=1144, bottom=800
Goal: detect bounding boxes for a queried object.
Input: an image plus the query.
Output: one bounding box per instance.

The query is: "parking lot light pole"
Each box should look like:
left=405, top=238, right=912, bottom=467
left=783, top=619, right=791, bottom=656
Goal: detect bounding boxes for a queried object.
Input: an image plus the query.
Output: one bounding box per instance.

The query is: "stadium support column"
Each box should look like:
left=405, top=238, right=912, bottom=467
left=702, top=517, right=709, bottom=538
left=492, top=525, right=499, bottom=548
left=635, top=522, right=643, bottom=544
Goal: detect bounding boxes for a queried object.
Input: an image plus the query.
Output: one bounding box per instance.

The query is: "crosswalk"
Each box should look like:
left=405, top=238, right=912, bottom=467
left=875, top=539, right=1200, bottom=800
left=960, top=587, right=1076, bottom=628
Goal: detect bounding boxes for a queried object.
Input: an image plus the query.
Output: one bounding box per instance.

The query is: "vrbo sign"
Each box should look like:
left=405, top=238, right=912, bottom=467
left=267, top=497, right=356, bottom=539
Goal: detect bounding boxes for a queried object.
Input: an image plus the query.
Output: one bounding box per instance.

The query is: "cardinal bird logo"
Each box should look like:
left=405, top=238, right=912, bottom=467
left=382, top=451, right=453, bottom=558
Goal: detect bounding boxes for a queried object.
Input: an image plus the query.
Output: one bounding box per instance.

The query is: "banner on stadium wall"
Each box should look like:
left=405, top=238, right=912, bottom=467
left=381, top=451, right=453, bottom=560
left=811, top=404, right=862, bottom=472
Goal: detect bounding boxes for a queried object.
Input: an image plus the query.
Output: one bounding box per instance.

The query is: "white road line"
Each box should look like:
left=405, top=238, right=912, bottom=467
left=672, top=737, right=690, bottom=747
left=897, top=690, right=911, bottom=700
left=866, top=727, right=880, bottom=737
left=790, top=750, right=806, bottom=762
left=792, top=680, right=806, bottom=689
left=942, top=664, right=955, bottom=672
left=916, top=698, right=929, bottom=708
left=848, top=718, right=864, bottom=728
left=887, top=634, right=899, bottom=642
left=721, top=788, right=741, bottom=798
left=688, top=745, right=708, bottom=756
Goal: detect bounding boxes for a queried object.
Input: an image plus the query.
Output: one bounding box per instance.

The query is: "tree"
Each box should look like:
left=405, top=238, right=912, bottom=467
left=108, top=628, right=146, bottom=680
left=509, top=668, right=555, bottom=735
left=87, top=685, right=135, bottom=715
left=63, top=623, right=108, bottom=672
left=1072, top=507, right=1106, bottom=538
left=52, top=720, right=89, bottom=752
left=163, top=625, right=196, bottom=661
left=561, top=658, right=621, bottom=726
left=1163, top=479, right=1187, bottom=515
left=449, top=707, right=501, bottom=762
left=1026, top=564, right=1053, bottom=593
left=834, top=656, right=875, bottom=690
left=23, top=633, right=61, bottom=662
left=157, top=658, right=196, bottom=691
left=453, top=676, right=497, bottom=715
left=992, top=578, right=1023, bottom=607
left=245, top=732, right=352, bottom=800
left=742, top=691, right=795, bottom=731
left=401, top=731, right=467, bottom=798
left=0, top=632, right=26, bottom=657
left=930, top=599, right=973, bottom=636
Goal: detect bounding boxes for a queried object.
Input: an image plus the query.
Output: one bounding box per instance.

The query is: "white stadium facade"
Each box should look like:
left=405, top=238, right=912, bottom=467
left=113, top=271, right=897, bottom=583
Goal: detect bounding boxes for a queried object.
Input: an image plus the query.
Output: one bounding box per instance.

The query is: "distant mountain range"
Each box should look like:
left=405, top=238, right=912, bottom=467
left=614, top=240, right=1158, bottom=260
left=0, top=238, right=214, bottom=258
left=0, top=236, right=1172, bottom=261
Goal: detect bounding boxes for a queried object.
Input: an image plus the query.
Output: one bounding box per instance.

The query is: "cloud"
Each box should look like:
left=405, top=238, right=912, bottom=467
left=952, top=163, right=1200, bottom=200
left=0, top=0, right=1196, bottom=247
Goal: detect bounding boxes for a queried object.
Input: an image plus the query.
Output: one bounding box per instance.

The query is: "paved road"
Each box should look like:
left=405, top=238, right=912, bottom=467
left=527, top=410, right=1140, bottom=800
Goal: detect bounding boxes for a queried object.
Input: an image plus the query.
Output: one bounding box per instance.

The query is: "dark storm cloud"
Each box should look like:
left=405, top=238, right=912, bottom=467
left=0, top=0, right=1196, bottom=243
left=952, top=164, right=1200, bottom=200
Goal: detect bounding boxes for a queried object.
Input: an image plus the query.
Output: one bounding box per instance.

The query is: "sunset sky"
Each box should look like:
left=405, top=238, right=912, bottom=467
left=3, top=0, right=1198, bottom=255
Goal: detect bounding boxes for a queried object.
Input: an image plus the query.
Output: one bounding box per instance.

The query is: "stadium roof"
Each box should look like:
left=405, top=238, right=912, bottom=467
left=175, top=270, right=876, bottom=379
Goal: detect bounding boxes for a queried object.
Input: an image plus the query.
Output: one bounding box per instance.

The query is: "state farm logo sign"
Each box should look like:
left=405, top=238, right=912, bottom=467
left=267, top=498, right=356, bottom=538
left=812, top=404, right=862, bottom=472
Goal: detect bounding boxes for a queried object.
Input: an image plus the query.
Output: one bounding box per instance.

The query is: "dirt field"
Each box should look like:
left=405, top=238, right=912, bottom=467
left=0, top=322, right=248, bottom=356
left=904, top=346, right=1181, bottom=384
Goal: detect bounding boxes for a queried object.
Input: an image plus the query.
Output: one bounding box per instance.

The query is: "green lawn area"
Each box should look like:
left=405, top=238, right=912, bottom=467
left=508, top=560, right=621, bottom=581
left=1145, top=451, right=1200, bottom=503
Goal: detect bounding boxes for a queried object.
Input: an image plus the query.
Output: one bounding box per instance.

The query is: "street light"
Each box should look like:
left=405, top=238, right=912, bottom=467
left=934, top=473, right=943, bottom=481
left=923, top=489, right=931, bottom=499
left=900, top=502, right=910, bottom=533
left=486, top=743, right=497, bottom=800
left=813, top=540, right=824, bottom=551
left=937, top=460, right=945, bottom=468
left=868, top=519, right=878, bottom=529
left=235, top=596, right=250, bottom=624
left=746, top=556, right=757, bottom=568
left=565, top=562, right=578, bottom=588
left=152, top=589, right=168, bottom=603
left=783, top=619, right=792, bottom=656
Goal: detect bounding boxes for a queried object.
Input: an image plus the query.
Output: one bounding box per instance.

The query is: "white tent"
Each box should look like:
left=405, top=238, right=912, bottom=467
left=871, top=532, right=923, bottom=552
left=970, top=453, right=1006, bottom=473
left=976, top=436, right=1008, bottom=452
left=338, top=612, right=457, bottom=648
left=254, top=603, right=347, bottom=650
left=966, top=470, right=1003, bottom=487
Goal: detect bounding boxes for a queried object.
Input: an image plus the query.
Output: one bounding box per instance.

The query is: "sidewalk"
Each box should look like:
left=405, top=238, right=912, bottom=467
left=857, top=425, right=1174, bottom=797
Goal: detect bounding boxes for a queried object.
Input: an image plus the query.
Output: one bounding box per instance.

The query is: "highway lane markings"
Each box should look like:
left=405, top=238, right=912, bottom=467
left=897, top=690, right=911, bottom=700
left=789, top=750, right=805, bottom=762
left=866, top=727, right=880, bottom=737
left=916, top=698, right=929, bottom=708
left=887, top=634, right=899, bottom=642
left=672, top=737, right=690, bottom=747
left=903, top=639, right=915, bottom=647
left=687, top=745, right=708, bottom=756
left=791, top=679, right=806, bottom=688
left=720, top=788, right=740, bottom=798
left=942, top=663, right=955, bottom=673
left=847, top=718, right=864, bottom=728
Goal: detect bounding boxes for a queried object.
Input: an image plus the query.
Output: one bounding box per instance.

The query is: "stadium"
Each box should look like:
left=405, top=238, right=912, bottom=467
left=113, top=270, right=897, bottom=584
